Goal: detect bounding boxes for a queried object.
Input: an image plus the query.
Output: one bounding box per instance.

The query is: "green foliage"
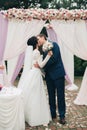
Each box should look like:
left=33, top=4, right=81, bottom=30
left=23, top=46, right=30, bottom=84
left=52, top=0, right=87, bottom=9
left=0, top=0, right=20, bottom=9
left=74, top=56, right=87, bottom=76
left=0, top=0, right=86, bottom=10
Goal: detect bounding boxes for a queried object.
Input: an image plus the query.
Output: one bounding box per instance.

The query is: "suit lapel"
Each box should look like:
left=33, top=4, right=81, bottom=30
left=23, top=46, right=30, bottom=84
left=43, top=51, right=47, bottom=60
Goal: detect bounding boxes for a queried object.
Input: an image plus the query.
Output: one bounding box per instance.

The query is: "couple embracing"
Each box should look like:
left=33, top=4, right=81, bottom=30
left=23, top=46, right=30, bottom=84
left=18, top=34, right=66, bottom=126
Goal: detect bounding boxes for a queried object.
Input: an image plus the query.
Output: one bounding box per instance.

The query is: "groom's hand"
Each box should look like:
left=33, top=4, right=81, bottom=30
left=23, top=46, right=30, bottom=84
left=0, top=65, right=4, bottom=70
left=34, top=62, right=40, bottom=68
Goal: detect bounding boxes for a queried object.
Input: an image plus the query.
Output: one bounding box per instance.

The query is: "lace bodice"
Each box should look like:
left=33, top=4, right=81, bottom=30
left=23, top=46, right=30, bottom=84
left=32, top=49, right=50, bottom=68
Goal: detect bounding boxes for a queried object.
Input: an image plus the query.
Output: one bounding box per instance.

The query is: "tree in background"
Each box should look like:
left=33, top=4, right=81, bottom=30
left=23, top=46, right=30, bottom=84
left=51, top=0, right=87, bottom=9
left=0, top=0, right=53, bottom=9
left=74, top=56, right=87, bottom=76
left=0, top=0, right=20, bottom=9
left=0, top=0, right=87, bottom=10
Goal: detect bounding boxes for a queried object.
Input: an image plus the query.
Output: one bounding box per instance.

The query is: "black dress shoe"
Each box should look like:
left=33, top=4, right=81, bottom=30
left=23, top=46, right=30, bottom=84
left=59, top=118, right=66, bottom=125
left=52, top=115, right=56, bottom=120
left=52, top=117, right=57, bottom=122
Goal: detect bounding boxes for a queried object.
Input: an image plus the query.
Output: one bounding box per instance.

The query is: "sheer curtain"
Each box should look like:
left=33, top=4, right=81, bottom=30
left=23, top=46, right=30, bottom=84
left=0, top=14, right=8, bottom=86
left=74, top=67, right=87, bottom=105
left=51, top=20, right=87, bottom=90
left=0, top=14, right=8, bottom=61
left=58, top=39, right=77, bottom=90
left=4, top=19, right=45, bottom=85
left=47, top=28, right=74, bottom=85
left=51, top=20, right=87, bottom=60
left=11, top=52, right=25, bottom=84
left=18, top=46, right=33, bottom=88
left=4, top=19, right=45, bottom=60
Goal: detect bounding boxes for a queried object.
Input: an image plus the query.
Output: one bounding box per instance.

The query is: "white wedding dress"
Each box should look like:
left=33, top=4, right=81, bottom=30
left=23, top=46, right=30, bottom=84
left=74, top=67, right=87, bottom=105
left=18, top=46, right=51, bottom=126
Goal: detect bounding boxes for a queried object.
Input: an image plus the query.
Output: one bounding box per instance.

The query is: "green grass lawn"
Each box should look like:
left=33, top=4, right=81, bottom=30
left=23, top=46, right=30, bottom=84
left=74, top=76, right=82, bottom=88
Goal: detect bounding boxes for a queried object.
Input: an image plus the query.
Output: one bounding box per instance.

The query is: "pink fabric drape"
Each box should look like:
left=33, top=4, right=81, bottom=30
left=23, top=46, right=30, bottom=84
left=11, top=52, right=25, bottom=83
left=47, top=28, right=58, bottom=42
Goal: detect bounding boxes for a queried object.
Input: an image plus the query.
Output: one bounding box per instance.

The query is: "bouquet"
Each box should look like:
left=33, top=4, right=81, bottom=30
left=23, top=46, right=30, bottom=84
left=42, top=41, right=53, bottom=52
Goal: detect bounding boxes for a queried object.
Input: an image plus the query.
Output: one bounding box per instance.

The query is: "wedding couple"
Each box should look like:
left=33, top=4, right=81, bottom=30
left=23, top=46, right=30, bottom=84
left=18, top=34, right=66, bottom=126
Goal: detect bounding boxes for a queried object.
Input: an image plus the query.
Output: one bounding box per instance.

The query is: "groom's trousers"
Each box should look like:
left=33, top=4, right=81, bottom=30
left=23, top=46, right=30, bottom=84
left=46, top=76, right=66, bottom=119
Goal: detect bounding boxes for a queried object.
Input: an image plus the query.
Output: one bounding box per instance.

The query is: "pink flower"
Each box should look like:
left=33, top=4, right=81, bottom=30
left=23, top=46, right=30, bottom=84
left=1, top=8, right=87, bottom=21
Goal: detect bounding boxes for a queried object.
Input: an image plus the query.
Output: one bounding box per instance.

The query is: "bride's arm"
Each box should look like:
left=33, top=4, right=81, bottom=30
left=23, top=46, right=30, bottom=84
left=37, top=51, right=53, bottom=68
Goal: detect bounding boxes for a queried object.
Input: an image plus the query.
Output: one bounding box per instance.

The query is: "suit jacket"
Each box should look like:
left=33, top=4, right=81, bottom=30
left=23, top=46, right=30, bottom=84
left=43, top=42, right=65, bottom=80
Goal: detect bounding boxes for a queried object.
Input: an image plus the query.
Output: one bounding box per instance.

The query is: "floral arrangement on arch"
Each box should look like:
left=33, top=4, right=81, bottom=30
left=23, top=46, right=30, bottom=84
left=1, top=8, right=87, bottom=21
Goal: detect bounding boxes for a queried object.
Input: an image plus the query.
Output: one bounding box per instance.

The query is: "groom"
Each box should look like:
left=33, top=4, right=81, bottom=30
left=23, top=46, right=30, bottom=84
left=35, top=34, right=66, bottom=125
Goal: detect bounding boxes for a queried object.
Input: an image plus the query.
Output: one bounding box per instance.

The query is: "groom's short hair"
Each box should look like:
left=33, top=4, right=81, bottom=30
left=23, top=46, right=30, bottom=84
left=37, top=34, right=47, bottom=40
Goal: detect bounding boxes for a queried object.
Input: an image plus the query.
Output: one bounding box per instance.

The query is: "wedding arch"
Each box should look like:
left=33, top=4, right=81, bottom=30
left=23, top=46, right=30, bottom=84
left=0, top=8, right=87, bottom=89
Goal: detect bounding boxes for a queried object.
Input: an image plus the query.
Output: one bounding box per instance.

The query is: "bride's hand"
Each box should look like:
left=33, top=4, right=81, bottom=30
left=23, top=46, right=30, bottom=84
left=48, top=51, right=53, bottom=56
left=0, top=65, right=4, bottom=70
left=34, top=62, right=40, bottom=68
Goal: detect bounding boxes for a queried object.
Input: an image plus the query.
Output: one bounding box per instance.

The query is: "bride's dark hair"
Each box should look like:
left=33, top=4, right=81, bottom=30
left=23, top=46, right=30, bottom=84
left=27, top=36, right=38, bottom=50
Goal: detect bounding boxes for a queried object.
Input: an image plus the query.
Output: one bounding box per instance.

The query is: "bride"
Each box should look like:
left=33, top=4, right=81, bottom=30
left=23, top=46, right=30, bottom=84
left=18, top=36, right=52, bottom=126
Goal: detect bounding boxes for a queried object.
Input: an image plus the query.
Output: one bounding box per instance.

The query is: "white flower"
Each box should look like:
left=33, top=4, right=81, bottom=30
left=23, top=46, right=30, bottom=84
left=42, top=41, right=53, bottom=52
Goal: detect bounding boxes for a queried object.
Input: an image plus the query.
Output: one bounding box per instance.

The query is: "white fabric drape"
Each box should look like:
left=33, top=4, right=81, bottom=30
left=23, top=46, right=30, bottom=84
left=4, top=19, right=45, bottom=60
left=74, top=67, right=87, bottom=105
left=18, top=46, right=33, bottom=88
left=3, top=19, right=87, bottom=87
left=50, top=20, right=87, bottom=90
left=0, top=87, right=25, bottom=130
left=58, top=38, right=74, bottom=83
left=51, top=20, right=87, bottom=60
left=4, top=20, right=45, bottom=84
left=47, top=28, right=74, bottom=84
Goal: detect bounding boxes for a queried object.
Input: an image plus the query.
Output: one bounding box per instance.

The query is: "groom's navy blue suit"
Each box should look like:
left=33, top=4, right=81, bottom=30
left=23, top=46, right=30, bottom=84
left=43, top=42, right=66, bottom=119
